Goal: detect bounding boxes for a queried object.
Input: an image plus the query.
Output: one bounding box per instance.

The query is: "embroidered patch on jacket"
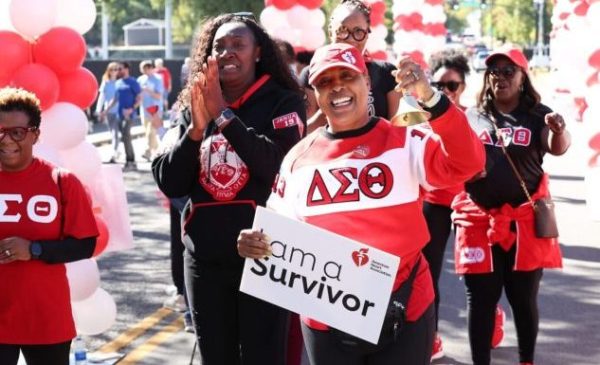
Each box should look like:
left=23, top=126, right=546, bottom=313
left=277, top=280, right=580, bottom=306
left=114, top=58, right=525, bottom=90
left=272, top=112, right=304, bottom=136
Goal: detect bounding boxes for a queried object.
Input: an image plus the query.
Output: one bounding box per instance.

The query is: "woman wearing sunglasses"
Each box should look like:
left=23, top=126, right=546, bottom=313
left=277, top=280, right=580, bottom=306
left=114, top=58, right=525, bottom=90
left=96, top=62, right=122, bottom=163
left=152, top=13, right=305, bottom=365
left=299, top=0, right=400, bottom=133
left=453, top=47, right=571, bottom=365
left=0, top=87, right=98, bottom=365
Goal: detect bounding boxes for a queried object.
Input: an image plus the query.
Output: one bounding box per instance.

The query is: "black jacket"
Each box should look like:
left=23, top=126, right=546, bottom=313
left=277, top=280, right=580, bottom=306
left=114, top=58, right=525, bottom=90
left=152, top=76, right=306, bottom=266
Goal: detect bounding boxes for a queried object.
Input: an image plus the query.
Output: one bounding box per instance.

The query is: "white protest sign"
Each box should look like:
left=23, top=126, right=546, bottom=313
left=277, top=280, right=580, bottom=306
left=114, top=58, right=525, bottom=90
left=240, top=206, right=400, bottom=344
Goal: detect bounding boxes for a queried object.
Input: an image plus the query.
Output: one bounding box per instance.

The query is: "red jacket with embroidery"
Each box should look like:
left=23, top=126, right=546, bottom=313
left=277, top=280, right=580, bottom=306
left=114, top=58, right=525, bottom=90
left=0, top=159, right=98, bottom=344
left=268, top=96, right=485, bottom=329
left=452, top=174, right=562, bottom=274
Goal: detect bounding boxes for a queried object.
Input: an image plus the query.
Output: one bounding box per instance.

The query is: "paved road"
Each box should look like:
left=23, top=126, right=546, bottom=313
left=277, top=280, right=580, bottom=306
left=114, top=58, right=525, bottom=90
left=79, top=73, right=600, bottom=365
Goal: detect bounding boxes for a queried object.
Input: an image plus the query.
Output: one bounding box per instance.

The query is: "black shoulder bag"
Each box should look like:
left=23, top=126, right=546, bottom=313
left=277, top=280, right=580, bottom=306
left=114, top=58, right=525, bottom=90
left=490, top=116, right=558, bottom=238
left=329, top=256, right=422, bottom=353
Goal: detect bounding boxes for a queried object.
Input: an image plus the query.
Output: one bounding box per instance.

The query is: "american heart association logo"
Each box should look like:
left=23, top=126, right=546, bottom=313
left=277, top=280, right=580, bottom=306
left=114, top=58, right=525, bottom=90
left=352, top=248, right=370, bottom=267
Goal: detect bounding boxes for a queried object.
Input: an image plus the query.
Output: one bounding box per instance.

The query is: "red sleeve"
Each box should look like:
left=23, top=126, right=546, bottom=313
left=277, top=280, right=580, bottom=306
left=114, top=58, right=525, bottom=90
left=423, top=102, right=485, bottom=188
left=60, top=172, right=99, bottom=239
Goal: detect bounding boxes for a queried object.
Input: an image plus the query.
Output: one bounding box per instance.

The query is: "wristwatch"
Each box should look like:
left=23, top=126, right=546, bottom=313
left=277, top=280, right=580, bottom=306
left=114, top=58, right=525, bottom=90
left=30, top=241, right=42, bottom=260
left=214, top=108, right=236, bottom=130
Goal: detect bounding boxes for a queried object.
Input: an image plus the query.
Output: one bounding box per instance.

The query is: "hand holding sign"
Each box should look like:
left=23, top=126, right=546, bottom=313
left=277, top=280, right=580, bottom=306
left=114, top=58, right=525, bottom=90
left=238, top=229, right=272, bottom=259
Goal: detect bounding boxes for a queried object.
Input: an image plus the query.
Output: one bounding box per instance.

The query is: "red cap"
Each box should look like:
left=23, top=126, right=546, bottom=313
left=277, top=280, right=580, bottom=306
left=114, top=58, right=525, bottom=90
left=485, top=46, right=529, bottom=70
left=308, top=43, right=367, bottom=85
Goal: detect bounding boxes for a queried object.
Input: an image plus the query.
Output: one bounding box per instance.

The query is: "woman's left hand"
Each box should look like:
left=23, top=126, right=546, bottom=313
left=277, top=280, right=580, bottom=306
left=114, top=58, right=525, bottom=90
left=0, top=237, right=32, bottom=264
left=393, top=57, right=435, bottom=102
left=199, top=56, right=227, bottom=120
left=545, top=112, right=566, bottom=135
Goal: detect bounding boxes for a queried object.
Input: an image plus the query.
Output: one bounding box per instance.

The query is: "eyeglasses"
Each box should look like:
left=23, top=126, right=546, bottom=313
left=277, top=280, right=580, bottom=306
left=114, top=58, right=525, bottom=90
left=487, top=65, right=518, bottom=79
left=431, top=80, right=463, bottom=92
left=0, top=126, right=38, bottom=143
left=231, top=11, right=257, bottom=22
left=334, top=26, right=370, bottom=42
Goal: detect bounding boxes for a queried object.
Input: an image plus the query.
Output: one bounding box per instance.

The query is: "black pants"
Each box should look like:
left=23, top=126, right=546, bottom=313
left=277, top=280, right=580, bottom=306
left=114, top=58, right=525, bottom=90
left=0, top=341, right=71, bottom=365
left=169, top=204, right=185, bottom=295
left=464, top=244, right=543, bottom=365
left=184, top=252, right=289, bottom=365
left=422, top=201, right=453, bottom=331
left=301, top=304, right=435, bottom=365
left=119, top=117, right=135, bottom=162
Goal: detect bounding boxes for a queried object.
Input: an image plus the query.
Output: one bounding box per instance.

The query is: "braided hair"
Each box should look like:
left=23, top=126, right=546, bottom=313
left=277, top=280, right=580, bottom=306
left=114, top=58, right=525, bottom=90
left=178, top=13, right=303, bottom=109
left=332, top=0, right=371, bottom=27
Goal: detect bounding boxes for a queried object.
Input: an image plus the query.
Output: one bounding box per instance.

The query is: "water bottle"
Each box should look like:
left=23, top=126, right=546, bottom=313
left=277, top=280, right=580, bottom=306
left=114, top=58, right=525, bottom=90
left=73, top=336, right=88, bottom=365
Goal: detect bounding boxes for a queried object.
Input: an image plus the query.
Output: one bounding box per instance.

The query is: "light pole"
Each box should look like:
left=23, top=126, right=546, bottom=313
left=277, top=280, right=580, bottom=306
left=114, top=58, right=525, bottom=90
left=533, top=0, right=544, bottom=59
left=165, top=0, right=173, bottom=59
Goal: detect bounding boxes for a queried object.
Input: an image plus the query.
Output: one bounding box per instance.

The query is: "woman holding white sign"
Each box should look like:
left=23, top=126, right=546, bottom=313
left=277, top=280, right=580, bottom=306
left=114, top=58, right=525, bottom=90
left=237, top=43, right=485, bottom=364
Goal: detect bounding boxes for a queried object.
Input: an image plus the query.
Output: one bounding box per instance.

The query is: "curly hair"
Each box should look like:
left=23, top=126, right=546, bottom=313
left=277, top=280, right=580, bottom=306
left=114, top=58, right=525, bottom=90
left=333, top=0, right=372, bottom=27
left=0, top=87, right=42, bottom=128
left=428, top=49, right=470, bottom=82
left=178, top=14, right=303, bottom=109
left=476, top=59, right=541, bottom=117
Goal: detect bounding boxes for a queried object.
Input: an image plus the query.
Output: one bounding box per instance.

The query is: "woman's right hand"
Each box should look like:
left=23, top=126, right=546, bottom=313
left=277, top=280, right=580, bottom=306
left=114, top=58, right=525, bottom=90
left=189, top=74, right=211, bottom=141
left=237, top=229, right=272, bottom=259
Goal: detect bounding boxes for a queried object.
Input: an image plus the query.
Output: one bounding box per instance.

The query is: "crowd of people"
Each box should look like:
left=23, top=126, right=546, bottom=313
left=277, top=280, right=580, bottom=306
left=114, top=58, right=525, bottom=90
left=1, top=1, right=573, bottom=365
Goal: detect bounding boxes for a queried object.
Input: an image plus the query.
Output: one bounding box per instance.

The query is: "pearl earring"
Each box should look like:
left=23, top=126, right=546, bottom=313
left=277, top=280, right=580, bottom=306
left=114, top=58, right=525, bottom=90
left=255, top=58, right=260, bottom=62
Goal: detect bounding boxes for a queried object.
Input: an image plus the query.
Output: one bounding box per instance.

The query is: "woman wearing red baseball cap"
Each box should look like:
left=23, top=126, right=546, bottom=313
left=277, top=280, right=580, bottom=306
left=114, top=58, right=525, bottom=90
left=453, top=46, right=571, bottom=365
left=238, top=43, right=485, bottom=364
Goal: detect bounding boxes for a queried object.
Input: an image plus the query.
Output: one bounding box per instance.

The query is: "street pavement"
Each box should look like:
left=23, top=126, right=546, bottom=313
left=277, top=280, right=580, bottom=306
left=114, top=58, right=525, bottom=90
left=79, top=73, right=600, bottom=365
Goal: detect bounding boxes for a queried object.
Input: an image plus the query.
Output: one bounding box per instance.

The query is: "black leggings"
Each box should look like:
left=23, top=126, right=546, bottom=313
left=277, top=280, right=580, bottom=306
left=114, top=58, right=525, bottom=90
left=0, top=341, right=71, bottom=365
left=169, top=204, right=185, bottom=295
left=422, top=201, right=453, bottom=331
left=464, top=244, right=543, bottom=365
left=301, top=304, right=435, bottom=365
left=184, top=252, right=289, bottom=365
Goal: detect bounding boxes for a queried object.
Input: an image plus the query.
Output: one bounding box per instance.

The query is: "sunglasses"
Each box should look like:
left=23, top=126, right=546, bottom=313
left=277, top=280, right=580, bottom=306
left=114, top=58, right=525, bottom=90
left=0, top=126, right=38, bottom=143
left=487, top=65, right=518, bottom=78
left=431, top=80, right=463, bottom=92
left=231, top=11, right=257, bottom=22
left=334, top=26, right=370, bottom=42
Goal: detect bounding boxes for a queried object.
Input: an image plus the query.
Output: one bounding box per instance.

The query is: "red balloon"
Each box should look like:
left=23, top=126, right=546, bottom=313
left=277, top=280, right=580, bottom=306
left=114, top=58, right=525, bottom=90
left=271, top=0, right=296, bottom=10
left=58, top=67, right=98, bottom=109
left=0, top=31, right=31, bottom=83
left=298, top=0, right=322, bottom=9
left=574, top=1, right=590, bottom=16
left=93, top=215, right=109, bottom=257
left=589, top=49, right=600, bottom=69
left=369, top=50, right=388, bottom=61
left=33, top=27, right=86, bottom=75
left=589, top=132, right=600, bottom=152
left=11, top=64, right=59, bottom=111
left=587, top=71, right=599, bottom=87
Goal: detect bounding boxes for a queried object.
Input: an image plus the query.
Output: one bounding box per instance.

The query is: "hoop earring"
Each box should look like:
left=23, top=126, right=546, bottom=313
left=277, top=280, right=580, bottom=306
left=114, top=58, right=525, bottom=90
left=519, top=84, right=524, bottom=93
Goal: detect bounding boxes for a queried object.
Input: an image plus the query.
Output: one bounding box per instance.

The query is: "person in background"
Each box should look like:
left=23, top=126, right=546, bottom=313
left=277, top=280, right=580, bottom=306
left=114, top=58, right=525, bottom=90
left=180, top=57, right=191, bottom=89
left=137, top=60, right=164, bottom=161
left=299, top=0, right=400, bottom=133
left=423, top=49, right=496, bottom=361
left=96, top=62, right=121, bottom=163
left=105, top=62, right=141, bottom=171
left=154, top=58, right=172, bottom=111
left=152, top=13, right=306, bottom=365
left=0, top=87, right=98, bottom=365
left=276, top=39, right=298, bottom=79
left=238, top=43, right=485, bottom=365
left=453, top=47, right=571, bottom=365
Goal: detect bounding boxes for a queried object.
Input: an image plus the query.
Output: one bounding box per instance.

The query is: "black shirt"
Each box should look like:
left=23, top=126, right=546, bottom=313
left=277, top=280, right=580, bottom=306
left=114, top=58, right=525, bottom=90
left=299, top=60, right=397, bottom=118
left=465, top=102, right=552, bottom=210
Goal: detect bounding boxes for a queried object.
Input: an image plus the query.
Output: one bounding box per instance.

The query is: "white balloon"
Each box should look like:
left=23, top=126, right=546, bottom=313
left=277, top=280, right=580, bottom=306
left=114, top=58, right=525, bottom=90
left=259, top=6, right=288, bottom=32
left=306, top=8, right=326, bottom=28
left=9, top=0, right=58, bottom=39
left=287, top=6, right=312, bottom=29
left=272, top=26, right=301, bottom=47
left=33, top=143, right=63, bottom=166
left=66, top=259, right=100, bottom=301
left=587, top=3, right=600, bottom=34
left=0, top=0, right=16, bottom=31
left=371, top=24, right=388, bottom=40
left=366, top=37, right=387, bottom=53
left=55, top=0, right=96, bottom=35
left=300, top=26, right=326, bottom=51
left=71, top=288, right=117, bottom=335
left=40, top=102, right=89, bottom=150
left=58, top=141, right=102, bottom=188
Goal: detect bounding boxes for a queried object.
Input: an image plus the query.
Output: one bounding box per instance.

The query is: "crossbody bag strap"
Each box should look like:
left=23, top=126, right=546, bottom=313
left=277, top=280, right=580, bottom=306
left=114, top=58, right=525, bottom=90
left=52, top=167, right=65, bottom=238
left=488, top=114, right=535, bottom=207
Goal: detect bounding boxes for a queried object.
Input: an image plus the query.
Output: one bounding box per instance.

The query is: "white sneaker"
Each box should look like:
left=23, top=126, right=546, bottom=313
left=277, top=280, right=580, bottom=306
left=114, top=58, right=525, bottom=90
left=163, top=294, right=187, bottom=312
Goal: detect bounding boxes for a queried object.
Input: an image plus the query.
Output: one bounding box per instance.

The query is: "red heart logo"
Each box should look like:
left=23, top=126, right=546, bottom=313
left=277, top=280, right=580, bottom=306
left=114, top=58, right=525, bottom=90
left=352, top=248, right=369, bottom=267
left=211, top=163, right=236, bottom=186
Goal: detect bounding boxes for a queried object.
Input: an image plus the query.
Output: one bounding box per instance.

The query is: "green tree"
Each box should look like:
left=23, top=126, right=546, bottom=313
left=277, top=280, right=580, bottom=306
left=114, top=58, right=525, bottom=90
left=481, top=0, right=553, bottom=46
